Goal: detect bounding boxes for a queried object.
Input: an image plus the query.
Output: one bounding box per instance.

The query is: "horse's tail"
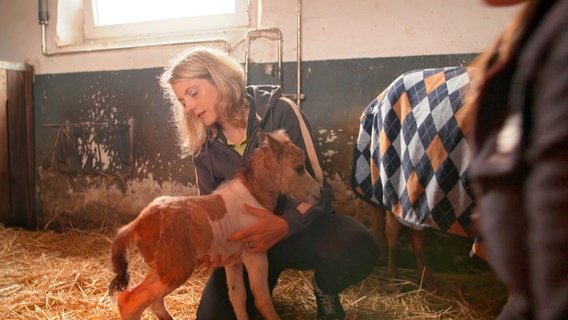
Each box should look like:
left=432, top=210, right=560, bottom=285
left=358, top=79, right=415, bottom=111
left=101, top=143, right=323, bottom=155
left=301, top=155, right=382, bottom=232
left=108, top=225, right=134, bottom=294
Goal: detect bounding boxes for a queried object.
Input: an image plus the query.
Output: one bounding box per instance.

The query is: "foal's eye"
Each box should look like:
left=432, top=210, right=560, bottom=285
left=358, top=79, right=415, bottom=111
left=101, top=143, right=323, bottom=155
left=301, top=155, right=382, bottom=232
left=294, top=166, right=305, bottom=174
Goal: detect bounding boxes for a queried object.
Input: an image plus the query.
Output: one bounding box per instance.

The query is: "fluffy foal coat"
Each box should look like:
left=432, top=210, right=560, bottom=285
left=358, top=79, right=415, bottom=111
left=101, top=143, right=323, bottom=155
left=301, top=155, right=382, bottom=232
left=108, top=130, right=322, bottom=320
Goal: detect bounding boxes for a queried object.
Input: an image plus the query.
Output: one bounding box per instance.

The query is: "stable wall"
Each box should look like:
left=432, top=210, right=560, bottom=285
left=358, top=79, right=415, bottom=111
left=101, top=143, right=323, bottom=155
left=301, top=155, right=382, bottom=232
left=0, top=0, right=521, bottom=229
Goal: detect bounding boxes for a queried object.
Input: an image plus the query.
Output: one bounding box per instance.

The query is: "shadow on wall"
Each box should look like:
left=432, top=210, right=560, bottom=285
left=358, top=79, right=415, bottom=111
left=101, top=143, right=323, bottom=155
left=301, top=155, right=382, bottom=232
left=34, top=68, right=197, bottom=230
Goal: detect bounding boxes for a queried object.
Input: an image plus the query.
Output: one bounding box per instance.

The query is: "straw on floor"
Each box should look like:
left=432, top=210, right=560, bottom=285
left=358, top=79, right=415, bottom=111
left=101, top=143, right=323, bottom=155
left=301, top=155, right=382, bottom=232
left=0, top=224, right=507, bottom=319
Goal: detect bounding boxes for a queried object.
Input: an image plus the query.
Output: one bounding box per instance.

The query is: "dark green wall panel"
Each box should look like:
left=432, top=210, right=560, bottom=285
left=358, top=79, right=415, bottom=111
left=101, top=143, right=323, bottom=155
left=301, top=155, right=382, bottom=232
left=33, top=54, right=476, bottom=229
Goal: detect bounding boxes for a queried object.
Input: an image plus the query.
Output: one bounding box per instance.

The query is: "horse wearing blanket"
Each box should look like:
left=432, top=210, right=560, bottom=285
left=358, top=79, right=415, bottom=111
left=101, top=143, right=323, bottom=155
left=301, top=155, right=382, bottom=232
left=109, top=130, right=321, bottom=320
left=352, top=67, right=482, bottom=288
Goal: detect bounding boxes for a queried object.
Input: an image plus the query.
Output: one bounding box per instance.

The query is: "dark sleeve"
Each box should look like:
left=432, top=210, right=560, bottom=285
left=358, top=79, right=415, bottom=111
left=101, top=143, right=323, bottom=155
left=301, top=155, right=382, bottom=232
left=193, top=153, right=216, bottom=196
left=268, top=98, right=336, bottom=236
left=193, top=140, right=244, bottom=196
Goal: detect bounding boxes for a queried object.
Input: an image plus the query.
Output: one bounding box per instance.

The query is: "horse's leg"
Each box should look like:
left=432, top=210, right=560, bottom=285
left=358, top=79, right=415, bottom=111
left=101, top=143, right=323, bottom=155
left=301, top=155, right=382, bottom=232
left=385, top=211, right=401, bottom=280
left=242, top=252, right=279, bottom=320
left=117, top=269, right=181, bottom=320
left=225, top=263, right=249, bottom=320
left=409, top=229, right=436, bottom=290
left=369, top=206, right=388, bottom=263
left=117, top=270, right=161, bottom=320
left=149, top=296, right=174, bottom=320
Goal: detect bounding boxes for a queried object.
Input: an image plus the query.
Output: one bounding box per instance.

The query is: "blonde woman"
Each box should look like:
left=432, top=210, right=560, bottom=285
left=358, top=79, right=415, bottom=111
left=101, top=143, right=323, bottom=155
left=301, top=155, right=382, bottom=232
left=160, top=47, right=379, bottom=320
left=469, top=0, right=568, bottom=319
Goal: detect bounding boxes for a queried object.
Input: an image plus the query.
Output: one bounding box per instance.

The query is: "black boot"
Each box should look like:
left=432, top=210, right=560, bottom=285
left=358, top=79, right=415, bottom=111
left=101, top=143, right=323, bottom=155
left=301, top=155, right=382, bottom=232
left=313, top=278, right=345, bottom=320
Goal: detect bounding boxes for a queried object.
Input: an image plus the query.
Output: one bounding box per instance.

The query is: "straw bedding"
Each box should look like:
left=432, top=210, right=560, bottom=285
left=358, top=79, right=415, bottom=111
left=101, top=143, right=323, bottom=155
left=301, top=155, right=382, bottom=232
left=0, top=224, right=507, bottom=319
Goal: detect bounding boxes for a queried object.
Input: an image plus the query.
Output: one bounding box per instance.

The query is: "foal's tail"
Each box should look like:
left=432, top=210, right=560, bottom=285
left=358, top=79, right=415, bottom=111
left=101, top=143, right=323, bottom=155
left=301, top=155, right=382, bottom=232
left=108, top=225, right=133, bottom=294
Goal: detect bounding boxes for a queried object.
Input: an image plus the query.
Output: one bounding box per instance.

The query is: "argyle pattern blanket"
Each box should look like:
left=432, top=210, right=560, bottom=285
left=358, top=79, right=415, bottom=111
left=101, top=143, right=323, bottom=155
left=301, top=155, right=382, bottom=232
left=352, top=67, right=478, bottom=239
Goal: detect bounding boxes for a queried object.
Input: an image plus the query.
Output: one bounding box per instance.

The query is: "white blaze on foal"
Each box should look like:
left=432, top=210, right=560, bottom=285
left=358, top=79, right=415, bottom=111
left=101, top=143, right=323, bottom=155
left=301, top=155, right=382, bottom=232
left=108, top=130, right=322, bottom=320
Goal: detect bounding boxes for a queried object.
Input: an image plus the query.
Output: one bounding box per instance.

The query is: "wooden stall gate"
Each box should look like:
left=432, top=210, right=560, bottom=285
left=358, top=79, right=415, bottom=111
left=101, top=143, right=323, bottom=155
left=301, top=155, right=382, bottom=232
left=0, top=61, right=35, bottom=228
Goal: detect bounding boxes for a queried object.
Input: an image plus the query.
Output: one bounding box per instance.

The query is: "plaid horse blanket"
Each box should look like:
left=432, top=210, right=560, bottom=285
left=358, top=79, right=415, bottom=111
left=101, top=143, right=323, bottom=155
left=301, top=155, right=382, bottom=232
left=352, top=67, right=480, bottom=242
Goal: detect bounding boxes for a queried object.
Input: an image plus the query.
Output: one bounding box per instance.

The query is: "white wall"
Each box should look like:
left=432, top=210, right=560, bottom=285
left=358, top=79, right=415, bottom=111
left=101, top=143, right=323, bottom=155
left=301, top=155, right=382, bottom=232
left=0, top=0, right=521, bottom=75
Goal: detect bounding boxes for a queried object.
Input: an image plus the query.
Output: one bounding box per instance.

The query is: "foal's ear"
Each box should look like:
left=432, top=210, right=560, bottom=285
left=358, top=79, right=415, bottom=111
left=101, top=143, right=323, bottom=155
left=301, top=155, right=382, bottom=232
left=258, top=130, right=270, bottom=150
left=258, top=130, right=280, bottom=151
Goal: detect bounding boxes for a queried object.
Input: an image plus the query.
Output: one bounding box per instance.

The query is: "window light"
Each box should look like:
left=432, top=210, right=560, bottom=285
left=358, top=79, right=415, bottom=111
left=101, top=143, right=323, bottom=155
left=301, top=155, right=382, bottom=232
left=83, top=0, right=249, bottom=40
left=90, top=0, right=238, bottom=26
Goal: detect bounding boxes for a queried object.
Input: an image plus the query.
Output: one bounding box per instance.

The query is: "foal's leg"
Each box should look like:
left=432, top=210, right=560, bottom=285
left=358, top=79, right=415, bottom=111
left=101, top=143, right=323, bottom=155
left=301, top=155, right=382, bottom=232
left=149, top=296, right=174, bottom=320
left=117, top=270, right=162, bottom=320
left=225, top=263, right=249, bottom=320
left=242, top=252, right=280, bottom=320
left=117, top=270, right=178, bottom=320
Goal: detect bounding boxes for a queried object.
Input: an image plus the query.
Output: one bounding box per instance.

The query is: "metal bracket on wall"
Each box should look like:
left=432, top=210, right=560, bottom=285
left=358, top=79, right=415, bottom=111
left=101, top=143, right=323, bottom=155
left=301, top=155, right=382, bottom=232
left=244, top=28, right=283, bottom=87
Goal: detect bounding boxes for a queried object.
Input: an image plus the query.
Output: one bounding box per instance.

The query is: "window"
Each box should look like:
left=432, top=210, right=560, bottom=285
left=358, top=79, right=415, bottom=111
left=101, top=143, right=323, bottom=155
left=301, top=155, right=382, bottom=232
left=82, top=0, right=249, bottom=41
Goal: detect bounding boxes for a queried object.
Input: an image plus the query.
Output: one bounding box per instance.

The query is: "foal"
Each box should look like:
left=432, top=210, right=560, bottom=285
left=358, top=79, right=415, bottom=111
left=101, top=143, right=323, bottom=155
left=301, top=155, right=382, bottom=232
left=108, top=130, right=322, bottom=320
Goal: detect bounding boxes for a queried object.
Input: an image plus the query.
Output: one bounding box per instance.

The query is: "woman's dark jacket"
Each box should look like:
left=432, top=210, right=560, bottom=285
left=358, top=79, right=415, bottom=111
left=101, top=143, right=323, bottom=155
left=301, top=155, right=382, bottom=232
left=192, top=85, right=334, bottom=236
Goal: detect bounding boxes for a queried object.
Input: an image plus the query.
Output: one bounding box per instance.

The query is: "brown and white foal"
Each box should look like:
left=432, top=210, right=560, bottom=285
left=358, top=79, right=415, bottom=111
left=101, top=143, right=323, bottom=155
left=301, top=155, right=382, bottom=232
left=108, top=130, right=322, bottom=320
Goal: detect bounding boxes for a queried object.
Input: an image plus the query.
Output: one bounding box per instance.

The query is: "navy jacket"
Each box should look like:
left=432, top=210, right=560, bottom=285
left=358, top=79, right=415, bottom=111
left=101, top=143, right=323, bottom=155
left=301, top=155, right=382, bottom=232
left=192, top=85, right=334, bottom=236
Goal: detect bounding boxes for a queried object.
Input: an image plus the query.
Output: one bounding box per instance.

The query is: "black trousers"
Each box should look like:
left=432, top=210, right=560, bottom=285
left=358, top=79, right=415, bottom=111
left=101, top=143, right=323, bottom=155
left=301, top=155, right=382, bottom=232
left=196, top=213, right=380, bottom=319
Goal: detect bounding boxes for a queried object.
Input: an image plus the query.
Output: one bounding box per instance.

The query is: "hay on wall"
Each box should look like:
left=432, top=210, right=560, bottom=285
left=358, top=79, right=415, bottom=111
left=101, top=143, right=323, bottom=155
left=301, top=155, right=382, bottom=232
left=0, top=225, right=506, bottom=319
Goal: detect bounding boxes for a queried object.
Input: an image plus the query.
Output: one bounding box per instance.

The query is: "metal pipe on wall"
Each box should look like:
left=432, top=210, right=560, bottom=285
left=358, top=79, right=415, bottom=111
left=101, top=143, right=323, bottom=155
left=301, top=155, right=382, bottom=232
left=257, top=0, right=263, bottom=29
left=244, top=27, right=283, bottom=87
left=38, top=0, right=48, bottom=25
left=296, top=0, right=302, bottom=108
left=40, top=24, right=230, bottom=56
left=245, top=0, right=303, bottom=107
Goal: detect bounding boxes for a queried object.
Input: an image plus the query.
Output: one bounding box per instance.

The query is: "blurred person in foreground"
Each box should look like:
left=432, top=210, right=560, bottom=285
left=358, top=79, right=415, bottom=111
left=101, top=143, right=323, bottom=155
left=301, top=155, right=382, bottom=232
left=468, top=0, right=568, bottom=319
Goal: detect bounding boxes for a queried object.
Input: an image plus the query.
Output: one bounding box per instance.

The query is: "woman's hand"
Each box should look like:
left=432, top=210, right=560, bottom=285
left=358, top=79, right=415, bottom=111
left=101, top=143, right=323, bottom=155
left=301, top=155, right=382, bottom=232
left=228, top=204, right=289, bottom=253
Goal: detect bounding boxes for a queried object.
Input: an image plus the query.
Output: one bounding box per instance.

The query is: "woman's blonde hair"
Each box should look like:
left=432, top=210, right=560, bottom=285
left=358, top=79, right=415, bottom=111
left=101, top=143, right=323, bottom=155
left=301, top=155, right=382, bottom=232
left=160, top=47, right=248, bottom=157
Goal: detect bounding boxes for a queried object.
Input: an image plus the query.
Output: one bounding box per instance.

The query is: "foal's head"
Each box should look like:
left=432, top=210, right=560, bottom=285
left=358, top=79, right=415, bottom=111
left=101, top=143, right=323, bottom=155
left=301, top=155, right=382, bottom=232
left=243, top=130, right=322, bottom=208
